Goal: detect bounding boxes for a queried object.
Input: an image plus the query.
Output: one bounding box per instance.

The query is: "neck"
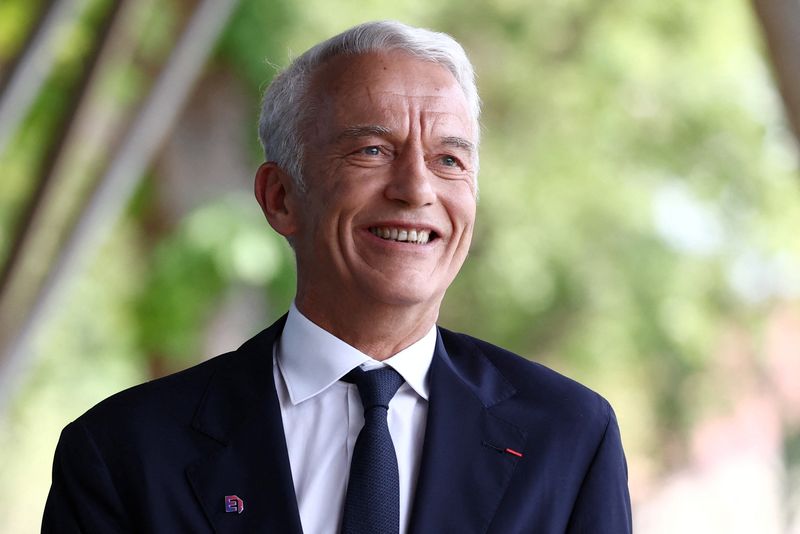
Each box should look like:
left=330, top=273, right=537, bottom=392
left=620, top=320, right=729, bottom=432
left=294, top=295, right=440, bottom=360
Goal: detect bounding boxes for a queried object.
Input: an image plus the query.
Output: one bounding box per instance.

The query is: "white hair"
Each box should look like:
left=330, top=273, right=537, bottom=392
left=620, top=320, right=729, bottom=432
left=258, top=20, right=481, bottom=191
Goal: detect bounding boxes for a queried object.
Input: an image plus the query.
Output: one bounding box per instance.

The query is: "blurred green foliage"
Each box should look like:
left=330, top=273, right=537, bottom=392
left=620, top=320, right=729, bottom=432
left=1, top=0, right=799, bottom=532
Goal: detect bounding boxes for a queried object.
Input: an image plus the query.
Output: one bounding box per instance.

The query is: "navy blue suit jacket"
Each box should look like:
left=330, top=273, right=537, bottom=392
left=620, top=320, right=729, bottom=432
left=43, top=316, right=632, bottom=533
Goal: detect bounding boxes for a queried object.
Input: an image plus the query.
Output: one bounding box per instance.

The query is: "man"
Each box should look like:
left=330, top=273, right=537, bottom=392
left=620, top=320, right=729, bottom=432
left=43, top=21, right=632, bottom=533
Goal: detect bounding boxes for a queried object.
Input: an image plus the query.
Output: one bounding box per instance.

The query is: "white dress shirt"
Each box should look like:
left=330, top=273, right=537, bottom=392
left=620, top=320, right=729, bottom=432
left=273, top=302, right=435, bottom=534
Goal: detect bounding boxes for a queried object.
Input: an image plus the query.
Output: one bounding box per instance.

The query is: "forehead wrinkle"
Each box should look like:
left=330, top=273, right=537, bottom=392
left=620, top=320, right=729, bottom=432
left=328, top=89, right=472, bottom=148
left=418, top=107, right=473, bottom=146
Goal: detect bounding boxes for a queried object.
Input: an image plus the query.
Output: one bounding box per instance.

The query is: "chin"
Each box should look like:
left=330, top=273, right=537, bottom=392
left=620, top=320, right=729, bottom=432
left=360, top=278, right=445, bottom=309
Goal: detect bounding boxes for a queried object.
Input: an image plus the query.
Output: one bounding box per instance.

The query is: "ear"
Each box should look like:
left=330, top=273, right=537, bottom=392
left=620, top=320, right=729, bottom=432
left=254, top=162, right=299, bottom=238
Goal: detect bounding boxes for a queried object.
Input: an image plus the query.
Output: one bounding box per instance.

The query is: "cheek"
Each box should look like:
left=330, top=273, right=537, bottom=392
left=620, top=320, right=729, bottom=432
left=305, top=184, right=369, bottom=240
left=330, top=174, right=385, bottom=213
left=447, top=190, right=477, bottom=231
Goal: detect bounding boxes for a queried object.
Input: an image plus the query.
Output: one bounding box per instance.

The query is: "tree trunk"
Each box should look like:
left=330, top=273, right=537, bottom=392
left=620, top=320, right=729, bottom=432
left=751, top=0, right=800, bottom=154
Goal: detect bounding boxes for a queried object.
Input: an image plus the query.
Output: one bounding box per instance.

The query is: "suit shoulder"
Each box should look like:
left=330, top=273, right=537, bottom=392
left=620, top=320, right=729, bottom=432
left=439, top=328, right=613, bottom=426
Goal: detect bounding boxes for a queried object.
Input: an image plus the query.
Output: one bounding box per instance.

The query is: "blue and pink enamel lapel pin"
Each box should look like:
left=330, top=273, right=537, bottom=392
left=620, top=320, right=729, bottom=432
left=225, top=495, right=244, bottom=514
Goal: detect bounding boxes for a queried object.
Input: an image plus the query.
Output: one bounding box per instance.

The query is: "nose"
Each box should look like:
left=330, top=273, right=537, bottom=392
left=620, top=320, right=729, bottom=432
left=385, top=147, right=436, bottom=207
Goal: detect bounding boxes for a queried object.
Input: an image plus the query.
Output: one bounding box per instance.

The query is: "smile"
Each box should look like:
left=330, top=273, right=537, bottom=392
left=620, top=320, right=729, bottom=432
left=369, top=226, right=434, bottom=245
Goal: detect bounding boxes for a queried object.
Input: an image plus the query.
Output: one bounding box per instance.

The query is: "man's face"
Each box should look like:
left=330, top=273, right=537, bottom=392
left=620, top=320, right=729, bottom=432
left=288, top=51, right=477, bottom=314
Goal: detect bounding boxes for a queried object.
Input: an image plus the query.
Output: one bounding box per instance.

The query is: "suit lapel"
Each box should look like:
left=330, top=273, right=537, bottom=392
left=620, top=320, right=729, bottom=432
left=409, top=329, right=527, bottom=534
left=185, top=316, right=303, bottom=534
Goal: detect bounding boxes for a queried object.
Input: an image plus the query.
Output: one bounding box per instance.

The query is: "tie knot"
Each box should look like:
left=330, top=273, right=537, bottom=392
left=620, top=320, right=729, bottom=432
left=344, top=367, right=404, bottom=411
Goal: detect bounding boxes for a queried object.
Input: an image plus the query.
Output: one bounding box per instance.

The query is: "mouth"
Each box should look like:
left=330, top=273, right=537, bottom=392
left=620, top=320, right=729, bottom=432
left=368, top=226, right=437, bottom=245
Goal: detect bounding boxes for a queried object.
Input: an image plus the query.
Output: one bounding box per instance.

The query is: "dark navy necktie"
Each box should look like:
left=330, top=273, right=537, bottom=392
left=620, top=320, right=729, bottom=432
left=341, top=366, right=405, bottom=534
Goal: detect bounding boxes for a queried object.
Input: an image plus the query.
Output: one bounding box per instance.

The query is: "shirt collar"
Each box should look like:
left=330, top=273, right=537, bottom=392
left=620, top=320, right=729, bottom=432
left=277, top=302, right=435, bottom=405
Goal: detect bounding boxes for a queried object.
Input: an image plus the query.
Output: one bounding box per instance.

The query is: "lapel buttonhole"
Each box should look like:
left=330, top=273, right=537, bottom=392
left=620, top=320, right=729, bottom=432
left=482, top=440, right=524, bottom=458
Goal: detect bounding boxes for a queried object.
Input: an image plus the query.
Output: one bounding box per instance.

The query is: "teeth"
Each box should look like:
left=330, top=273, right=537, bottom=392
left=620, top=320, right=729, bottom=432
left=369, top=227, right=433, bottom=244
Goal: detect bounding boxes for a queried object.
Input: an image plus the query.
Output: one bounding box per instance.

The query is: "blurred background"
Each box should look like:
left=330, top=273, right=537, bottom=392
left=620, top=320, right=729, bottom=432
left=1, top=0, right=799, bottom=531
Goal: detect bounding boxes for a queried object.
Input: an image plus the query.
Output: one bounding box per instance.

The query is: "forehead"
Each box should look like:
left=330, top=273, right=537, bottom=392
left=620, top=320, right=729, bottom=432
left=307, top=51, right=473, bottom=138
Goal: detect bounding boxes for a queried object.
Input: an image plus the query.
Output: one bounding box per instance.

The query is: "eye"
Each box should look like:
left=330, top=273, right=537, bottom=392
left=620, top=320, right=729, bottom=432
left=437, top=155, right=464, bottom=169
left=360, top=146, right=381, bottom=156
left=441, top=155, right=458, bottom=167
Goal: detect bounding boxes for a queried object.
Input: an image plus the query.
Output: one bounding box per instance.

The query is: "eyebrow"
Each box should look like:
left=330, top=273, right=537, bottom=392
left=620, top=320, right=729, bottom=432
left=336, top=126, right=475, bottom=154
left=440, top=136, right=475, bottom=154
left=337, top=125, right=393, bottom=141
